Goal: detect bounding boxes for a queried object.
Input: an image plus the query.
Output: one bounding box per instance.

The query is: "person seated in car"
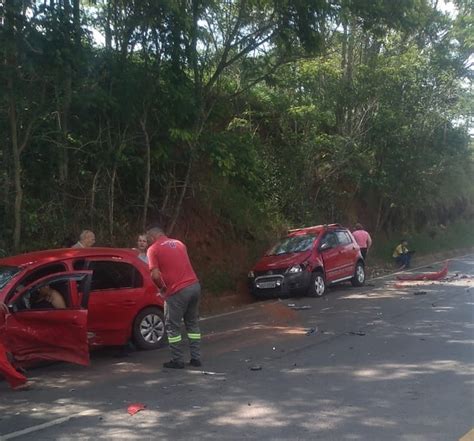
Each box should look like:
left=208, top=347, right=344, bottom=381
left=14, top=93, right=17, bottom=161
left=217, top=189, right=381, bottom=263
left=32, top=285, right=66, bottom=309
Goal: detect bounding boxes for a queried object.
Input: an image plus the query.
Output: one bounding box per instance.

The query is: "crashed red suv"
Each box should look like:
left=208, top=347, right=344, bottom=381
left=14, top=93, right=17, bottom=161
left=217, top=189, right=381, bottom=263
left=0, top=248, right=165, bottom=368
left=248, top=224, right=365, bottom=298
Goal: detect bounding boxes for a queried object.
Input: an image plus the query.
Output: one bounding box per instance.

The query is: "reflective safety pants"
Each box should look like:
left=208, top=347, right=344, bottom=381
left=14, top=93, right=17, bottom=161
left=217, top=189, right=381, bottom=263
left=165, top=282, right=201, bottom=363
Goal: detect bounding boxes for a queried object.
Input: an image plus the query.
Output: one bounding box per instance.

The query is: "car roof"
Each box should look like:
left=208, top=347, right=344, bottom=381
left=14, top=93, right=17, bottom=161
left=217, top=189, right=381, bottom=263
left=0, top=247, right=140, bottom=268
left=287, top=223, right=343, bottom=236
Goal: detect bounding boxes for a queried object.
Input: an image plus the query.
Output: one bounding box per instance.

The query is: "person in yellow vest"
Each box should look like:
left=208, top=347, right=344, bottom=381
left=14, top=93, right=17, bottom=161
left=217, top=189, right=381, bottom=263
left=392, top=239, right=413, bottom=269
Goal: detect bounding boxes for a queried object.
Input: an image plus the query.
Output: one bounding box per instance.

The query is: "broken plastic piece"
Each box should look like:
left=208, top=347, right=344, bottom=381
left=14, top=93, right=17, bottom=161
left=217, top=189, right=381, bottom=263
left=290, top=305, right=312, bottom=310
left=305, top=327, right=317, bottom=336
left=349, top=331, right=366, bottom=336
left=250, top=365, right=262, bottom=371
left=413, top=291, right=427, bottom=295
left=127, top=403, right=146, bottom=415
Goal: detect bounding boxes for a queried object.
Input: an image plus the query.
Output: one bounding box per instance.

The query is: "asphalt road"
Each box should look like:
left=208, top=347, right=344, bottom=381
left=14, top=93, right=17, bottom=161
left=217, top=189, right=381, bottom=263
left=1, top=255, right=473, bottom=441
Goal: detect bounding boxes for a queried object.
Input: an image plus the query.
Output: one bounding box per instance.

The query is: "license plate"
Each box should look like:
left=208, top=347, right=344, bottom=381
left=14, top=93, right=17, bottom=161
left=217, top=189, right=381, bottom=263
left=258, top=281, right=276, bottom=289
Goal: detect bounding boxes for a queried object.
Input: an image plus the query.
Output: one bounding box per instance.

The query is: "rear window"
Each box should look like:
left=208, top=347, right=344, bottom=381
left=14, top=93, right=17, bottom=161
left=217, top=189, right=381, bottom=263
left=89, top=261, right=143, bottom=290
left=0, top=266, right=20, bottom=290
left=267, top=234, right=317, bottom=256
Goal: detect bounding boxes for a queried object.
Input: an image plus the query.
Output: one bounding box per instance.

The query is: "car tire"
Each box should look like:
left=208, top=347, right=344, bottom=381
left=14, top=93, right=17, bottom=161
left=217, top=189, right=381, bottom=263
left=351, top=261, right=366, bottom=287
left=307, top=271, right=325, bottom=297
left=133, top=307, right=167, bottom=350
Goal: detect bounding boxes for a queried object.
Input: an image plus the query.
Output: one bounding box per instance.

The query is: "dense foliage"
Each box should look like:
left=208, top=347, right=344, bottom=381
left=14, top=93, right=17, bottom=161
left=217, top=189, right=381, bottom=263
left=0, top=0, right=472, bottom=255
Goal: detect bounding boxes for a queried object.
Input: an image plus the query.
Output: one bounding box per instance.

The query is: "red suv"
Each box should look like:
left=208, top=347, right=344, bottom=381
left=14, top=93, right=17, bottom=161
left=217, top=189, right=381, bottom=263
left=0, top=248, right=165, bottom=367
left=248, top=224, right=365, bottom=298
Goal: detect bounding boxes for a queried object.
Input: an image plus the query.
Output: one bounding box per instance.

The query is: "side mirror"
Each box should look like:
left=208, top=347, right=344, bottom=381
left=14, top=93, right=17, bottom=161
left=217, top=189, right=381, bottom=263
left=319, top=242, right=331, bottom=251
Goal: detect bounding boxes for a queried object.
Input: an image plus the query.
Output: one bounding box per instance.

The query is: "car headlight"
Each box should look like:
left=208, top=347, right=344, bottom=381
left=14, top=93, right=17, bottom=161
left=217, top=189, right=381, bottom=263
left=248, top=270, right=255, bottom=278
left=287, top=265, right=303, bottom=274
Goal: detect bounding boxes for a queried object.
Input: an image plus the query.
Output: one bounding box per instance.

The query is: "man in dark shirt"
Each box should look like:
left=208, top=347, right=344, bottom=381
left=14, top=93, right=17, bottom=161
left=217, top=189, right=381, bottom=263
left=146, top=225, right=202, bottom=369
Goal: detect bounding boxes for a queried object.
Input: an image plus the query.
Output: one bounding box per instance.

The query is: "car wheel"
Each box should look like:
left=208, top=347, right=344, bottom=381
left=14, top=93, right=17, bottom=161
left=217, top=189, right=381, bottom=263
left=307, top=271, right=325, bottom=297
left=351, top=262, right=366, bottom=287
left=133, top=307, right=167, bottom=350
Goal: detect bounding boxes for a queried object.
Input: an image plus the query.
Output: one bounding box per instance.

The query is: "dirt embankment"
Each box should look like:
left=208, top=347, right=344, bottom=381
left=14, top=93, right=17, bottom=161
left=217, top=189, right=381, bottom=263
left=172, top=205, right=474, bottom=317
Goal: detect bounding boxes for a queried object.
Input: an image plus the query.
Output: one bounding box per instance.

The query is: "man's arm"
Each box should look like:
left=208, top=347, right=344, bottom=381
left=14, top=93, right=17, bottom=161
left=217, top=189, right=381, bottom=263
left=150, top=268, right=167, bottom=292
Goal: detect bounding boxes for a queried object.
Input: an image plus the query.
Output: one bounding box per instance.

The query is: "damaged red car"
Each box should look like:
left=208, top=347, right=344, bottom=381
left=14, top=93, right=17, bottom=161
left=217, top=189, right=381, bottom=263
left=248, top=224, right=366, bottom=299
left=0, top=248, right=165, bottom=368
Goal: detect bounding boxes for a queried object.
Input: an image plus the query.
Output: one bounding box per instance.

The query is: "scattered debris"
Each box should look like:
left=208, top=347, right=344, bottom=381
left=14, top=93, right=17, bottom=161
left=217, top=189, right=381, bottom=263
left=250, top=365, right=262, bottom=371
left=305, top=327, right=318, bottom=336
left=202, top=371, right=225, bottom=376
left=127, top=403, right=146, bottom=416
left=288, top=305, right=312, bottom=310
left=248, top=402, right=252, bottom=406
left=348, top=331, right=366, bottom=336
left=413, top=291, right=427, bottom=296
left=432, top=303, right=437, bottom=307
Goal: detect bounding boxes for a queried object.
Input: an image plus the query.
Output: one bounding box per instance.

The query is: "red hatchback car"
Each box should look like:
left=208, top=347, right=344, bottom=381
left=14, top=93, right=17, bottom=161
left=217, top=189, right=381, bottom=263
left=0, top=248, right=165, bottom=367
left=248, top=224, right=366, bottom=298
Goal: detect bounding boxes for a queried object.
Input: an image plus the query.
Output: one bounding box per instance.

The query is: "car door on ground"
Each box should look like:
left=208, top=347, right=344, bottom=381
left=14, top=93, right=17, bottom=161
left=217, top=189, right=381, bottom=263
left=76, top=259, right=144, bottom=346
left=0, top=271, right=91, bottom=367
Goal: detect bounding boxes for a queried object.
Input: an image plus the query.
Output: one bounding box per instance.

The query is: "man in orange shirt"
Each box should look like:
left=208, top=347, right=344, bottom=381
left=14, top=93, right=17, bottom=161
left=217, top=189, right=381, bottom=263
left=146, top=225, right=202, bottom=369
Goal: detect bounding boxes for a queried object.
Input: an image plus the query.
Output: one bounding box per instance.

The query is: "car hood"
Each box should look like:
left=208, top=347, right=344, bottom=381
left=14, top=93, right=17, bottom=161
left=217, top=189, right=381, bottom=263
left=253, top=251, right=311, bottom=272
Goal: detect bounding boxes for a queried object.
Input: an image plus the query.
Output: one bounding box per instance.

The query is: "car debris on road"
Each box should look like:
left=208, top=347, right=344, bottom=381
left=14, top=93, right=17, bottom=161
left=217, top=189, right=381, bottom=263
left=127, top=403, right=146, bottom=415
left=250, top=365, right=262, bottom=371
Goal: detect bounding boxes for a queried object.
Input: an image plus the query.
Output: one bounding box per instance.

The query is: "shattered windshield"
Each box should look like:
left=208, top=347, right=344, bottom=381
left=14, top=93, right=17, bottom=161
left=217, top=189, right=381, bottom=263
left=267, top=234, right=317, bottom=256
left=0, top=266, right=20, bottom=290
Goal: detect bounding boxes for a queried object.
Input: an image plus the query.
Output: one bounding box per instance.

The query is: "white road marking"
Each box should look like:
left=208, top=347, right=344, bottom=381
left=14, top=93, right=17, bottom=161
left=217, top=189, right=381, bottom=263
left=0, top=410, right=99, bottom=440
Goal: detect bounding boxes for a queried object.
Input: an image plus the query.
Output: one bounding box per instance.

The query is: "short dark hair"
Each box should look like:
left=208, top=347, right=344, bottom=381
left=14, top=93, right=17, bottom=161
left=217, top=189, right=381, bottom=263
left=355, top=223, right=363, bottom=230
left=146, top=224, right=164, bottom=235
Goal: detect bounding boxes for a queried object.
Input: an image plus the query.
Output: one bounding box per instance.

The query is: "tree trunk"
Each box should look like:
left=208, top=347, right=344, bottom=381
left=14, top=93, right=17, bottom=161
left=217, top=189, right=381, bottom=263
left=167, top=156, right=192, bottom=235
left=9, top=93, right=22, bottom=252
left=109, top=167, right=116, bottom=243
left=140, top=117, right=151, bottom=231
left=90, top=168, right=100, bottom=225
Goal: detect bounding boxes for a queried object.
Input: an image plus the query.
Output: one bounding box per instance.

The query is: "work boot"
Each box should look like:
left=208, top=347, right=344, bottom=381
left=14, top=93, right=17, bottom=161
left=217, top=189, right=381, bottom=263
left=189, top=358, right=202, bottom=367
left=163, top=360, right=185, bottom=369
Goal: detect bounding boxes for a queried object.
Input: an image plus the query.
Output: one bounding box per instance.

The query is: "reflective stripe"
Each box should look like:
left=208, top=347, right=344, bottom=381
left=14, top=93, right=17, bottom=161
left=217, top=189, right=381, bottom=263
left=168, top=335, right=182, bottom=344
left=187, top=333, right=201, bottom=340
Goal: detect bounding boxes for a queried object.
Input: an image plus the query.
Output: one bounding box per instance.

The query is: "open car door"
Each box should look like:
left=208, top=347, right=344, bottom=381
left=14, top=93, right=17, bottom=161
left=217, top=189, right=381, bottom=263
left=1, top=271, right=92, bottom=367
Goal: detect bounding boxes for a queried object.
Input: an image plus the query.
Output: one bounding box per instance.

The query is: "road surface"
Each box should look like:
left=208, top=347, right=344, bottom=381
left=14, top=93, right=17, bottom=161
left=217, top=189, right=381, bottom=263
left=1, top=255, right=473, bottom=440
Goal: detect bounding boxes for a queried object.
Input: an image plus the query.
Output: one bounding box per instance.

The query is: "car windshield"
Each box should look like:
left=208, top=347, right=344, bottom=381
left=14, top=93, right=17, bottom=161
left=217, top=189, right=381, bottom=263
left=0, top=265, right=20, bottom=290
left=267, top=234, right=317, bottom=256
